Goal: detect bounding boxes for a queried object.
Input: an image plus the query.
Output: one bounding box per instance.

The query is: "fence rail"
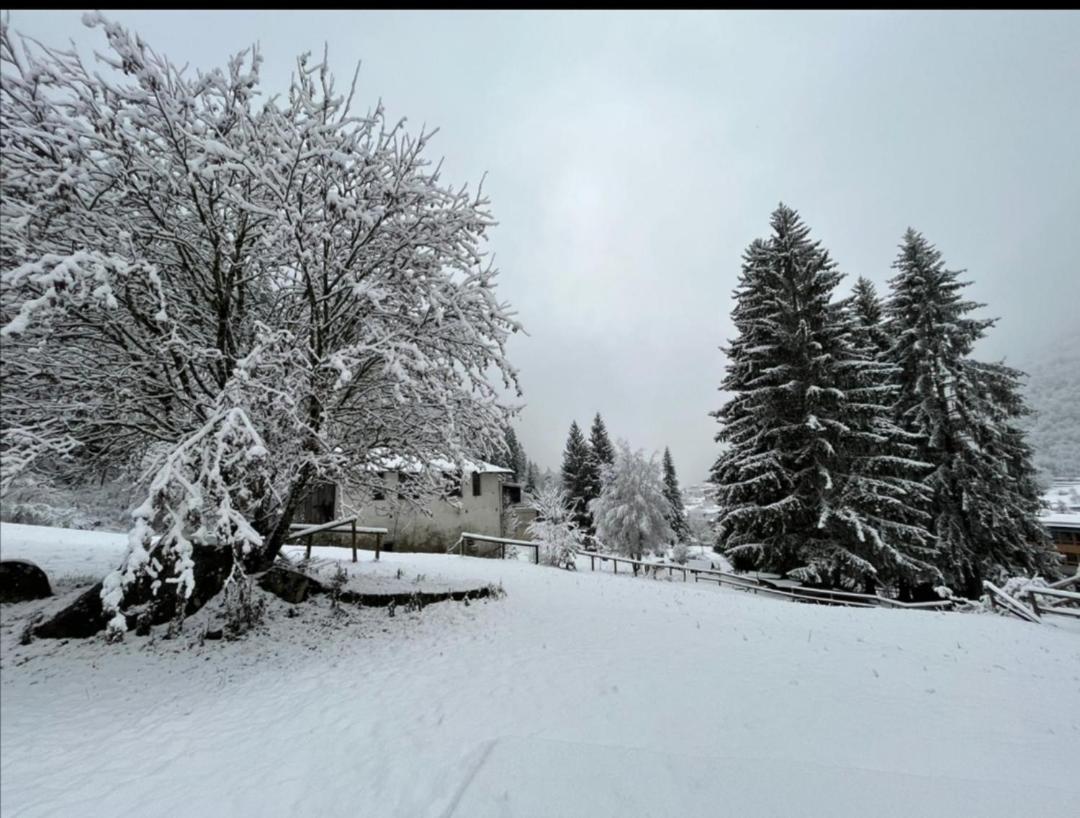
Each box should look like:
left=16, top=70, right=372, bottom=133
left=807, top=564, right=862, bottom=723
left=456, top=532, right=540, bottom=564
left=1046, top=572, right=1080, bottom=591
left=573, top=550, right=955, bottom=610
left=450, top=535, right=958, bottom=612
left=983, top=581, right=1042, bottom=624
left=1025, top=585, right=1080, bottom=619
left=286, top=516, right=388, bottom=562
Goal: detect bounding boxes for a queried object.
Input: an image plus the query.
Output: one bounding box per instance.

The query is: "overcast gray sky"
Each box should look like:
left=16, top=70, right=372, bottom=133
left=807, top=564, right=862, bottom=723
left=8, top=10, right=1079, bottom=483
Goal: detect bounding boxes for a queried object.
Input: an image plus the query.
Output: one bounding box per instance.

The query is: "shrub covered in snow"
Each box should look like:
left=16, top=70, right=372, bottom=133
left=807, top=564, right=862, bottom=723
left=222, top=576, right=267, bottom=640
left=526, top=486, right=582, bottom=570
left=671, top=542, right=690, bottom=566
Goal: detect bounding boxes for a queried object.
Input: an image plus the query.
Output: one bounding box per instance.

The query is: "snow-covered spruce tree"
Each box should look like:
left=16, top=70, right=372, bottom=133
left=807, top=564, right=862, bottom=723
left=589, top=441, right=673, bottom=573
left=850, top=277, right=891, bottom=359
left=585, top=413, right=615, bottom=512
left=661, top=447, right=690, bottom=543
left=560, top=421, right=597, bottom=531
left=885, top=231, right=1059, bottom=597
left=505, top=426, right=528, bottom=485
left=525, top=484, right=582, bottom=570
left=710, top=238, right=776, bottom=569
left=0, top=16, right=521, bottom=637
left=710, top=205, right=936, bottom=591
left=525, top=461, right=538, bottom=493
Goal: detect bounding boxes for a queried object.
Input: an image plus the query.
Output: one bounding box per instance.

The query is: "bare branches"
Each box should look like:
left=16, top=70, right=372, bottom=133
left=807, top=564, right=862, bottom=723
left=1, top=14, right=523, bottom=627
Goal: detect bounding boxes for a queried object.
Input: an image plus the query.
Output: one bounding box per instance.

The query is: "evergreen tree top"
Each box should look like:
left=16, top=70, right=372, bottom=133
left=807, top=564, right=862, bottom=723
left=589, top=413, right=616, bottom=466
left=852, top=277, right=882, bottom=326
left=887, top=229, right=995, bottom=360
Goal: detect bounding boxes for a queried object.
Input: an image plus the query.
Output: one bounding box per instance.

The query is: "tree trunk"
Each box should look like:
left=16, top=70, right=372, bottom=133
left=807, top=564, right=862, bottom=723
left=251, top=465, right=314, bottom=571
left=898, top=579, right=912, bottom=603
left=35, top=543, right=236, bottom=639
left=963, top=565, right=984, bottom=601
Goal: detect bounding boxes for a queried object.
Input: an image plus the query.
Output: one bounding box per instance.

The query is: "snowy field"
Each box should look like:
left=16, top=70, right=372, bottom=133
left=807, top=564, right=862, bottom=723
left=1, top=523, right=1078, bottom=818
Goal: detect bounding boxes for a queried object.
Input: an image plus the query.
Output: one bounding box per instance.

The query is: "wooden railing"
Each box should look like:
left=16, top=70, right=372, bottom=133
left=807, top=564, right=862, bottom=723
left=287, top=516, right=389, bottom=562
left=983, top=574, right=1080, bottom=624
left=450, top=535, right=955, bottom=611
left=1046, top=572, right=1080, bottom=591
left=1024, top=585, right=1080, bottom=619
left=457, top=532, right=540, bottom=564
left=574, top=550, right=956, bottom=609
left=983, top=581, right=1042, bottom=624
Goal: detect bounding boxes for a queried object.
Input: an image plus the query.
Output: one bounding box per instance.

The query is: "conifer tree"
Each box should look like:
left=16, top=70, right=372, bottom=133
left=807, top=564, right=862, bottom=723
left=525, top=461, right=538, bottom=493
left=589, top=414, right=616, bottom=468
left=585, top=413, right=615, bottom=510
left=850, top=277, right=891, bottom=358
left=661, top=447, right=690, bottom=543
left=504, top=426, right=527, bottom=483
left=561, top=421, right=597, bottom=531
left=711, top=205, right=936, bottom=590
left=885, top=230, right=1059, bottom=596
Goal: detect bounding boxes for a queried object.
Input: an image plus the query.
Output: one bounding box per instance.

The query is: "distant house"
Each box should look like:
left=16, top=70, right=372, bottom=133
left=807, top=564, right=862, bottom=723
left=1042, top=514, right=1080, bottom=573
left=1040, top=481, right=1080, bottom=574
left=295, top=456, right=534, bottom=553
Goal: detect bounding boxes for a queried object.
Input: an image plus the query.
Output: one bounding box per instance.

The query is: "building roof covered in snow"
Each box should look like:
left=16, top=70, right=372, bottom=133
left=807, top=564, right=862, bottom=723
left=1040, top=512, right=1080, bottom=530
left=366, top=450, right=512, bottom=475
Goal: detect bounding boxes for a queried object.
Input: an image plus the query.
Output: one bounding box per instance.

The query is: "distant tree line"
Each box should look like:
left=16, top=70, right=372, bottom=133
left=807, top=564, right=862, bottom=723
left=558, top=413, right=689, bottom=552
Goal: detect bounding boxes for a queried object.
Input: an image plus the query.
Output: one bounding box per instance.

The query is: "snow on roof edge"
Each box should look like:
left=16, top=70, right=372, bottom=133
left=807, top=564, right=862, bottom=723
left=1040, top=512, right=1080, bottom=529
left=365, top=450, right=512, bottom=475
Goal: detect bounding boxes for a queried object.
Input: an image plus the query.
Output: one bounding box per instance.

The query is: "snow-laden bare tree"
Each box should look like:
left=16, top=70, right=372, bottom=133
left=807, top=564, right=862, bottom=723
left=0, top=15, right=521, bottom=636
left=525, top=485, right=582, bottom=570
left=589, top=441, right=673, bottom=570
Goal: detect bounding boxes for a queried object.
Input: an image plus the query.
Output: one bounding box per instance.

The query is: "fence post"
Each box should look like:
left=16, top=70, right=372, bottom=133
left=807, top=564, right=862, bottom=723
left=351, top=519, right=358, bottom=563
left=306, top=532, right=313, bottom=560
left=375, top=531, right=382, bottom=561
left=614, top=559, right=617, bottom=575
left=590, top=554, right=595, bottom=571
left=533, top=544, right=539, bottom=565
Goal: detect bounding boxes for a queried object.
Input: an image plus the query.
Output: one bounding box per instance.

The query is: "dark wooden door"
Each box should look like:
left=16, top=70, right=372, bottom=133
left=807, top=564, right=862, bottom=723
left=298, top=482, right=336, bottom=524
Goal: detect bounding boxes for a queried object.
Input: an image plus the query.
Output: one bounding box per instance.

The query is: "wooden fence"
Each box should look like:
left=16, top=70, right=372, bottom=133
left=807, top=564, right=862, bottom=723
left=287, top=516, right=389, bottom=562
left=575, top=550, right=953, bottom=610
left=456, top=532, right=540, bottom=564
left=984, top=573, right=1080, bottom=624
left=578, top=550, right=961, bottom=610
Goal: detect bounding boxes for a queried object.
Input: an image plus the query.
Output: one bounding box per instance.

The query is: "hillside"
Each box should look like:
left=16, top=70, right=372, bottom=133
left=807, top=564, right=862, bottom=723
left=1019, top=328, right=1080, bottom=482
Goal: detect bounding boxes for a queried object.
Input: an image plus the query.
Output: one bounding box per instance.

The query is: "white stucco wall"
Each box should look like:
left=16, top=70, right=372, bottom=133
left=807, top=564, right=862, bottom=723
left=338, top=470, right=506, bottom=553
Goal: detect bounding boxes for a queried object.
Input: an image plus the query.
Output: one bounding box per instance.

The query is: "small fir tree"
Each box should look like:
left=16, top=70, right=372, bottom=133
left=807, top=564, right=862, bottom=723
left=561, top=421, right=597, bottom=531
left=661, top=447, right=690, bottom=543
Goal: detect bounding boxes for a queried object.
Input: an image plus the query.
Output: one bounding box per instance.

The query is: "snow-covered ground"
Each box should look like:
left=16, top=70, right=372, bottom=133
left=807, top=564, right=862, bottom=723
left=0, top=522, right=131, bottom=585
left=1, top=523, right=1078, bottom=817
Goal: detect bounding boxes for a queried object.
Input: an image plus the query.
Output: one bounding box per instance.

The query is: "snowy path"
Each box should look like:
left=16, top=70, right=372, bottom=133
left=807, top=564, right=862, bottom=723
left=1, top=526, right=1079, bottom=817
